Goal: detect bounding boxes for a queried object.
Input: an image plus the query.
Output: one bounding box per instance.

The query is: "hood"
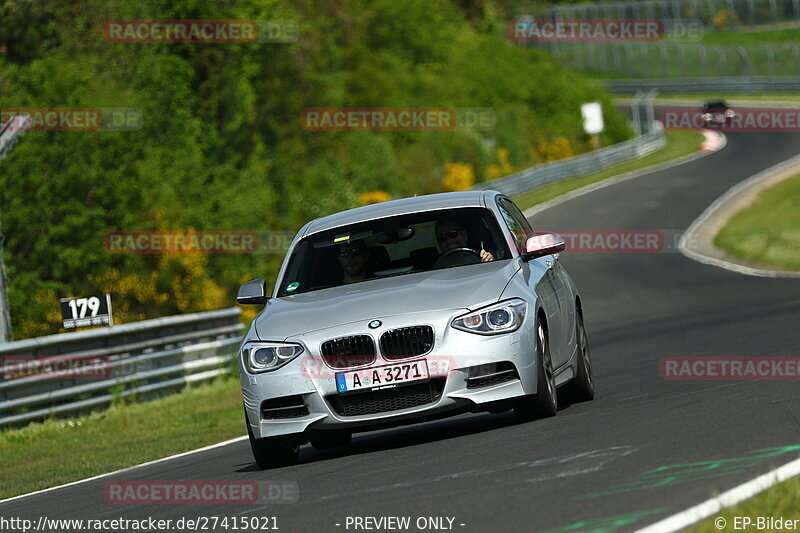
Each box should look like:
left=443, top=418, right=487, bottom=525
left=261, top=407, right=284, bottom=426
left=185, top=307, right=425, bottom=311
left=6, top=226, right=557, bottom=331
left=255, top=260, right=520, bottom=339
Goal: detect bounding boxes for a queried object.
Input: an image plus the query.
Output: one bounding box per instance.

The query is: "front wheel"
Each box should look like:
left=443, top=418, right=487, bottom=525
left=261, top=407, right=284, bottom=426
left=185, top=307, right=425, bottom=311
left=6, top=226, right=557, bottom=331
left=246, top=411, right=299, bottom=469
left=514, top=318, right=558, bottom=421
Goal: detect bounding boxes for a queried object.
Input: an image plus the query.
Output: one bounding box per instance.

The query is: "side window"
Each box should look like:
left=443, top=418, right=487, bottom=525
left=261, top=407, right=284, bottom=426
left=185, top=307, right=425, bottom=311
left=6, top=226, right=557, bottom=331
left=503, top=198, right=533, bottom=234
left=496, top=198, right=528, bottom=253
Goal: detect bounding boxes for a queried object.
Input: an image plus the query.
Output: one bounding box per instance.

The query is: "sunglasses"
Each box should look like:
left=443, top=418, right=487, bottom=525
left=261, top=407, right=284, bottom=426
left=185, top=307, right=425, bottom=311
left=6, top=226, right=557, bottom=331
left=338, top=247, right=365, bottom=258
left=436, top=228, right=463, bottom=242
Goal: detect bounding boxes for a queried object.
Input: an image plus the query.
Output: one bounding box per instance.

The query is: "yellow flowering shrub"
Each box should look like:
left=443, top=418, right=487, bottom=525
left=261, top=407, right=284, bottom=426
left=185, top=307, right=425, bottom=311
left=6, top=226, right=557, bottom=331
left=441, top=162, right=475, bottom=191
left=486, top=147, right=515, bottom=179
left=713, top=9, right=733, bottom=28
left=535, top=137, right=574, bottom=162
left=358, top=190, right=392, bottom=206
left=16, top=289, right=64, bottom=339
left=87, top=252, right=227, bottom=326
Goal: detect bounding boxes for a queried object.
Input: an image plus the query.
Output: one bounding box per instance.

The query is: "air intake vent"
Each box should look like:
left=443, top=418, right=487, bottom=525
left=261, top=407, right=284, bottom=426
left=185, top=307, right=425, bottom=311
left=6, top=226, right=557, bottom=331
left=465, top=361, right=520, bottom=389
left=261, top=395, right=309, bottom=419
left=327, top=380, right=444, bottom=417
left=380, top=326, right=434, bottom=360
left=321, top=335, right=376, bottom=368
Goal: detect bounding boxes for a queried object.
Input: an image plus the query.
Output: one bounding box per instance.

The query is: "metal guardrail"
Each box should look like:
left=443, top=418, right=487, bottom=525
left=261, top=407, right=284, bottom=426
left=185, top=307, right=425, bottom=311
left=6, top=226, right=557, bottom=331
left=475, top=126, right=665, bottom=197
left=1, top=115, right=34, bottom=343
left=543, top=41, right=800, bottom=79
left=0, top=115, right=31, bottom=164
left=602, top=77, right=800, bottom=93
left=0, top=307, right=243, bottom=427
left=546, top=0, right=800, bottom=29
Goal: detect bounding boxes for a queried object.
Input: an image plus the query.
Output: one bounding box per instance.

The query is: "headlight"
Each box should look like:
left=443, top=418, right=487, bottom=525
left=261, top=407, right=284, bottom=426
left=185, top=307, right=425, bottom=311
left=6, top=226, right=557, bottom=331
left=702, top=112, right=712, bottom=121
left=451, top=299, right=527, bottom=335
left=241, top=342, right=304, bottom=373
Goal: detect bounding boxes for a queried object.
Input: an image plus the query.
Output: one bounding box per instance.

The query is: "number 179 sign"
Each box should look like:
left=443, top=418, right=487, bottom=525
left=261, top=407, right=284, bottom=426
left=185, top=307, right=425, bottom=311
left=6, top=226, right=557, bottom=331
left=59, top=294, right=113, bottom=329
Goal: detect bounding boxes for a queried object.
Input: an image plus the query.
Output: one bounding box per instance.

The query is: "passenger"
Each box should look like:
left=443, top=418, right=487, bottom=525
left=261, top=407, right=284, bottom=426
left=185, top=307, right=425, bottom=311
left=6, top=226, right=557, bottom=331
left=337, top=239, right=369, bottom=283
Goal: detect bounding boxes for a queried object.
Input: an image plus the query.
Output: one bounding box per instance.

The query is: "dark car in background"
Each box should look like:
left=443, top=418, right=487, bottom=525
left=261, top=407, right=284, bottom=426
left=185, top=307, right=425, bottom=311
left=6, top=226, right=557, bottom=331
left=701, top=100, right=735, bottom=126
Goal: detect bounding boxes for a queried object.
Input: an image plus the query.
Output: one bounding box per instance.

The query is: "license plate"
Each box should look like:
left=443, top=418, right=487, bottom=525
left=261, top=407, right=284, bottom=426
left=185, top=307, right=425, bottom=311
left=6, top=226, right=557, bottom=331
left=335, top=360, right=429, bottom=394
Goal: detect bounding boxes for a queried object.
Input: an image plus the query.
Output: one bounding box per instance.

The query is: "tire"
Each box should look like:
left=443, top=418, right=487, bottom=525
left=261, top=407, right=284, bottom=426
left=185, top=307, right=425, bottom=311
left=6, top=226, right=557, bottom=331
left=310, top=430, right=352, bottom=450
left=246, top=411, right=300, bottom=469
left=562, top=310, right=594, bottom=403
left=514, top=317, right=558, bottom=421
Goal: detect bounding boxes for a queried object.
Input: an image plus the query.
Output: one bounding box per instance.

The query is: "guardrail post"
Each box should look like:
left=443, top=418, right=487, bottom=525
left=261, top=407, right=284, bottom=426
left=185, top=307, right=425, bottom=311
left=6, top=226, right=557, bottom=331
left=793, top=44, right=800, bottom=76
left=678, top=45, right=687, bottom=77
left=599, top=42, right=608, bottom=71
left=769, top=0, right=778, bottom=29
left=613, top=43, right=623, bottom=73
left=0, top=116, right=32, bottom=344
left=699, top=45, right=709, bottom=76
left=735, top=45, right=751, bottom=76
left=746, top=0, right=756, bottom=25
left=632, top=91, right=644, bottom=137
left=672, top=0, right=681, bottom=19
left=765, top=45, right=776, bottom=77
left=645, top=90, right=659, bottom=133
left=717, top=46, right=728, bottom=76
left=726, top=0, right=736, bottom=25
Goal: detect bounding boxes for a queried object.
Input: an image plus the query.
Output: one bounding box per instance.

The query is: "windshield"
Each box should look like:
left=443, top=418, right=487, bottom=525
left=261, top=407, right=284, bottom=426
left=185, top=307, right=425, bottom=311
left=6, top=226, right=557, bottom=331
left=277, top=207, right=511, bottom=297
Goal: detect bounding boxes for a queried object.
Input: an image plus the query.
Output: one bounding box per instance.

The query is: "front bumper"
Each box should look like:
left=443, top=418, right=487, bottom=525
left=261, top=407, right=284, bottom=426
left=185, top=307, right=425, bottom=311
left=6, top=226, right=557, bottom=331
left=240, top=308, right=539, bottom=439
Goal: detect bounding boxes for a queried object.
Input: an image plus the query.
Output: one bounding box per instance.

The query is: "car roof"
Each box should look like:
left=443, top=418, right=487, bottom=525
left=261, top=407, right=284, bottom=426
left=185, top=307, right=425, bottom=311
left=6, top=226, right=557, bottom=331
left=303, top=190, right=500, bottom=237
left=704, top=101, right=728, bottom=108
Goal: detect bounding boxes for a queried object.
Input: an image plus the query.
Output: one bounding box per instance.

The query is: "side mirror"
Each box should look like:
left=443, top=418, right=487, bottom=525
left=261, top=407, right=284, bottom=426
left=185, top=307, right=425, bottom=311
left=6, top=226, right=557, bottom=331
left=237, top=278, right=269, bottom=305
left=521, top=232, right=566, bottom=261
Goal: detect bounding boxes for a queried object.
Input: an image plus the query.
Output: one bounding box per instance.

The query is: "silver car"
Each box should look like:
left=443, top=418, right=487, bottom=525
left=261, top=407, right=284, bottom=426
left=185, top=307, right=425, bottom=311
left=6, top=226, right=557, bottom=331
left=237, top=190, right=593, bottom=468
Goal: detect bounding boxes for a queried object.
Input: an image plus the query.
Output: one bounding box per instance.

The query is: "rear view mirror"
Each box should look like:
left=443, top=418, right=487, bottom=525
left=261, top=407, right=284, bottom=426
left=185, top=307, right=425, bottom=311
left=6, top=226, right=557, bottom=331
left=237, top=278, right=269, bottom=305
left=522, top=232, right=566, bottom=261
left=377, top=227, right=415, bottom=244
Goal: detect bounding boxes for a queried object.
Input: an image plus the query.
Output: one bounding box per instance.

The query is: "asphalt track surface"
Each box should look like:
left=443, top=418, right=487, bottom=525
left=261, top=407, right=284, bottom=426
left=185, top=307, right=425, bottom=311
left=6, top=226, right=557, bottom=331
left=2, top=128, right=800, bottom=533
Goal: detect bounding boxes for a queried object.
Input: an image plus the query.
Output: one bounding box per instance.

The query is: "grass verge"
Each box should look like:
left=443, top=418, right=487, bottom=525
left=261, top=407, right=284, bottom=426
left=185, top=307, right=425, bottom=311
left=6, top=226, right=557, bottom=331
left=0, top=376, right=244, bottom=500
left=701, top=27, right=800, bottom=46
left=713, top=172, right=800, bottom=271
left=691, top=476, right=800, bottom=532
left=512, top=130, right=704, bottom=212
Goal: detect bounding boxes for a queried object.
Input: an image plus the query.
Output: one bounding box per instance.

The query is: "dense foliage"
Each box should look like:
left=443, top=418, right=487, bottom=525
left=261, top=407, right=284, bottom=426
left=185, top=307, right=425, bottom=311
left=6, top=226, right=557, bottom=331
left=0, top=0, right=629, bottom=338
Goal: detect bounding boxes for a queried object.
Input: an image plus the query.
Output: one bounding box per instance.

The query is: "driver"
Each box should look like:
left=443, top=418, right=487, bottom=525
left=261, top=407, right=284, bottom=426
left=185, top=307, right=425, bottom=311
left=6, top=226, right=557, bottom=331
left=337, top=239, right=370, bottom=283
left=435, top=219, right=494, bottom=262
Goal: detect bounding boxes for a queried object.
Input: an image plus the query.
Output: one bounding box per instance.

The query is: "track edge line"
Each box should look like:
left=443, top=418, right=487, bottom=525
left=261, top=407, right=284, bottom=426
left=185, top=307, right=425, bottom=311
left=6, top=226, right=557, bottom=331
left=678, top=151, right=800, bottom=279
left=632, top=455, right=800, bottom=533
left=523, top=135, right=718, bottom=219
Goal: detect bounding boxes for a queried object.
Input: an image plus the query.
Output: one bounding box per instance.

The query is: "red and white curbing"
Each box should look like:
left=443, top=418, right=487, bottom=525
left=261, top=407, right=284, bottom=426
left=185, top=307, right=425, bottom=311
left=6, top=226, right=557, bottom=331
left=700, top=129, right=726, bottom=152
